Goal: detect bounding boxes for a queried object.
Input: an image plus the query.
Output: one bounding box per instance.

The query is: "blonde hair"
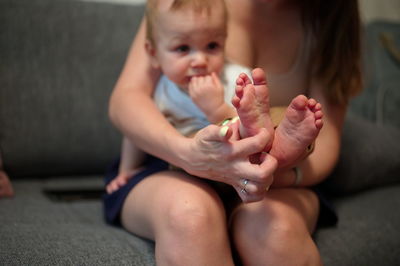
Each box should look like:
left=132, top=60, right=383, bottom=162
left=145, top=0, right=227, bottom=44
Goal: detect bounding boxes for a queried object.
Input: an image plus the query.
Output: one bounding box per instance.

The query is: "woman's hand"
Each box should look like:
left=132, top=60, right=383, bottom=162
left=180, top=121, right=277, bottom=203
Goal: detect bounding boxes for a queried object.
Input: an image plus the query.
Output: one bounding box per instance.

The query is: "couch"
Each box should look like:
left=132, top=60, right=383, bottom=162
left=1, top=0, right=399, bottom=265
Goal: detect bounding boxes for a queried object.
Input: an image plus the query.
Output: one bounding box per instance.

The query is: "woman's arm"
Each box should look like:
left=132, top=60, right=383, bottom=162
left=272, top=81, right=347, bottom=187
left=109, top=18, right=188, bottom=166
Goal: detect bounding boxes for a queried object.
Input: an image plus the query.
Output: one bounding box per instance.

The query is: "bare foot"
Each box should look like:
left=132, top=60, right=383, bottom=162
left=0, top=170, right=14, bottom=198
left=270, top=95, right=323, bottom=168
left=231, top=68, right=274, bottom=151
left=106, top=168, right=142, bottom=194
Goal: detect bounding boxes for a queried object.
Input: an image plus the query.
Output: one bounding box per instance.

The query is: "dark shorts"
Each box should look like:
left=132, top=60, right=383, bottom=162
left=103, top=155, right=169, bottom=226
left=102, top=155, right=338, bottom=227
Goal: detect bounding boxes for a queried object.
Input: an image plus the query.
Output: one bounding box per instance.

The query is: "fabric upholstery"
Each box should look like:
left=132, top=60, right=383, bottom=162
left=323, top=112, right=400, bottom=195
left=0, top=0, right=144, bottom=177
left=1, top=179, right=399, bottom=265
left=315, top=184, right=400, bottom=266
left=0, top=179, right=156, bottom=266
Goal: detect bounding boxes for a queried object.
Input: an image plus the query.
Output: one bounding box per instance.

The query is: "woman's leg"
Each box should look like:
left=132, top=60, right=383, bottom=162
left=121, top=170, right=234, bottom=266
left=231, top=188, right=322, bottom=266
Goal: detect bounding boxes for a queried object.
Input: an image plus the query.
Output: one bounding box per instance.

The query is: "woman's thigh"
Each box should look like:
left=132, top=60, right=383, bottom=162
left=120, top=170, right=227, bottom=240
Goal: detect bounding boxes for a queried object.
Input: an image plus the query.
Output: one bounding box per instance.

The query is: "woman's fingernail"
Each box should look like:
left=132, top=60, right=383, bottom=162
left=219, top=126, right=229, bottom=137
left=221, top=118, right=231, bottom=126
left=265, top=185, right=270, bottom=192
left=231, top=116, right=240, bottom=123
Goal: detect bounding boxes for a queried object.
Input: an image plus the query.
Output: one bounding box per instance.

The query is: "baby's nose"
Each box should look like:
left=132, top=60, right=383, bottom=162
left=191, top=52, right=207, bottom=67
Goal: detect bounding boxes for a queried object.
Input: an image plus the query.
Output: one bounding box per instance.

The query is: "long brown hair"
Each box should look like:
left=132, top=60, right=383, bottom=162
left=301, top=0, right=362, bottom=104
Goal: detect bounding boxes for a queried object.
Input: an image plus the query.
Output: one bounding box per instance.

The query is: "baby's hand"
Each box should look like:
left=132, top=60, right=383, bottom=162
left=188, top=72, right=225, bottom=119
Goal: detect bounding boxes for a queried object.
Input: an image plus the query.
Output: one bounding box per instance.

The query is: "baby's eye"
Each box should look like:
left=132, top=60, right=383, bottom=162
left=175, top=45, right=190, bottom=53
left=207, top=42, right=220, bottom=51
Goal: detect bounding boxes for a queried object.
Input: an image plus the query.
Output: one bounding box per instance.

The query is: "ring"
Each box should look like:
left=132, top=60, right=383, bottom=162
left=241, top=178, right=249, bottom=194
left=293, top=167, right=303, bottom=186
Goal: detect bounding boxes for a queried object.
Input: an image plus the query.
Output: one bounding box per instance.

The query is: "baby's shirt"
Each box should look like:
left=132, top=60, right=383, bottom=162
left=153, top=63, right=251, bottom=136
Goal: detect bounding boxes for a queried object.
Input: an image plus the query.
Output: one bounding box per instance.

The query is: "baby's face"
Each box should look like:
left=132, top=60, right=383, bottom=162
left=150, top=3, right=226, bottom=90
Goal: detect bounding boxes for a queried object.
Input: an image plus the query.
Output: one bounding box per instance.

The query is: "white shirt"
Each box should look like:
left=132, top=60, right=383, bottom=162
left=154, top=63, right=251, bottom=136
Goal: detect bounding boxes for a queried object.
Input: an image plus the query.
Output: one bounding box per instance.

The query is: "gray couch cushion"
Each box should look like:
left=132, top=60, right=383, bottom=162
left=2, top=178, right=399, bottom=265
left=316, top=185, right=400, bottom=266
left=0, top=178, right=156, bottom=265
left=0, top=0, right=144, bottom=177
left=323, top=112, right=400, bottom=195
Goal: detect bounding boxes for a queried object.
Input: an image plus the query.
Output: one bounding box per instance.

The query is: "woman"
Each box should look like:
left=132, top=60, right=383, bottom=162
left=106, top=0, right=361, bottom=264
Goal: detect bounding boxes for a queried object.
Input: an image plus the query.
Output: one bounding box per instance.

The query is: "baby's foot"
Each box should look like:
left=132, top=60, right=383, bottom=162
left=270, top=95, right=323, bottom=168
left=231, top=68, right=274, bottom=150
left=106, top=168, right=141, bottom=194
left=0, top=170, right=14, bottom=198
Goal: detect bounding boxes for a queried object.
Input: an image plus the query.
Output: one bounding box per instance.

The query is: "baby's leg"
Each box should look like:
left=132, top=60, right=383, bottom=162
left=270, top=95, right=323, bottom=168
left=106, top=137, right=146, bottom=194
left=231, top=68, right=274, bottom=151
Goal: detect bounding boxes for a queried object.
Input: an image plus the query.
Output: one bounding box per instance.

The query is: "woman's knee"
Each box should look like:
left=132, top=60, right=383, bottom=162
left=233, top=199, right=301, bottom=245
left=123, top=172, right=233, bottom=264
left=162, top=181, right=226, bottom=238
left=121, top=172, right=226, bottom=239
left=231, top=190, right=321, bottom=265
left=155, top=178, right=233, bottom=264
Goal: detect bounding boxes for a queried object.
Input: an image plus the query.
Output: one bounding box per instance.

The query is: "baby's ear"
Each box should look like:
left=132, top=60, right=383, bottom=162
left=145, top=40, right=160, bottom=69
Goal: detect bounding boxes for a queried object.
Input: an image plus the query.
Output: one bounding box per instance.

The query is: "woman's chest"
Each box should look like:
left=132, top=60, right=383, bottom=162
left=227, top=27, right=309, bottom=106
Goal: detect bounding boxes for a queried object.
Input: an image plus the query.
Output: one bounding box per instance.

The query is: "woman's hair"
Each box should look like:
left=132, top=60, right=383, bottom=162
left=301, top=0, right=362, bottom=104
left=145, top=0, right=227, bottom=45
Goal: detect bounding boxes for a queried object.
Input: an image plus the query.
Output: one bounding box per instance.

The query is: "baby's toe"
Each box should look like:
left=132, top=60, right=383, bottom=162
left=315, top=110, right=323, bottom=120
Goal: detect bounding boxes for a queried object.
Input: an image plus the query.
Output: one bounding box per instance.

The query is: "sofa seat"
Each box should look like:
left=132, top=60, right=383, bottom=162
left=0, top=178, right=156, bottom=265
left=1, top=178, right=400, bottom=265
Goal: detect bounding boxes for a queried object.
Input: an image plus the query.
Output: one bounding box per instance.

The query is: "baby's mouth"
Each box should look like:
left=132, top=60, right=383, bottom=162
left=188, top=74, right=208, bottom=80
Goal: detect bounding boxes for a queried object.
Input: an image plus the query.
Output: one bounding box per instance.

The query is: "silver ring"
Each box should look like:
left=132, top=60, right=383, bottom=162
left=293, top=167, right=303, bottom=186
left=241, top=179, right=249, bottom=194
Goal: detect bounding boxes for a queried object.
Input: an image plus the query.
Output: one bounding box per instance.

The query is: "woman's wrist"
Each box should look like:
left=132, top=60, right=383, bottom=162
left=271, top=167, right=302, bottom=188
left=169, top=134, right=197, bottom=171
left=171, top=124, right=231, bottom=180
left=164, top=131, right=184, bottom=161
